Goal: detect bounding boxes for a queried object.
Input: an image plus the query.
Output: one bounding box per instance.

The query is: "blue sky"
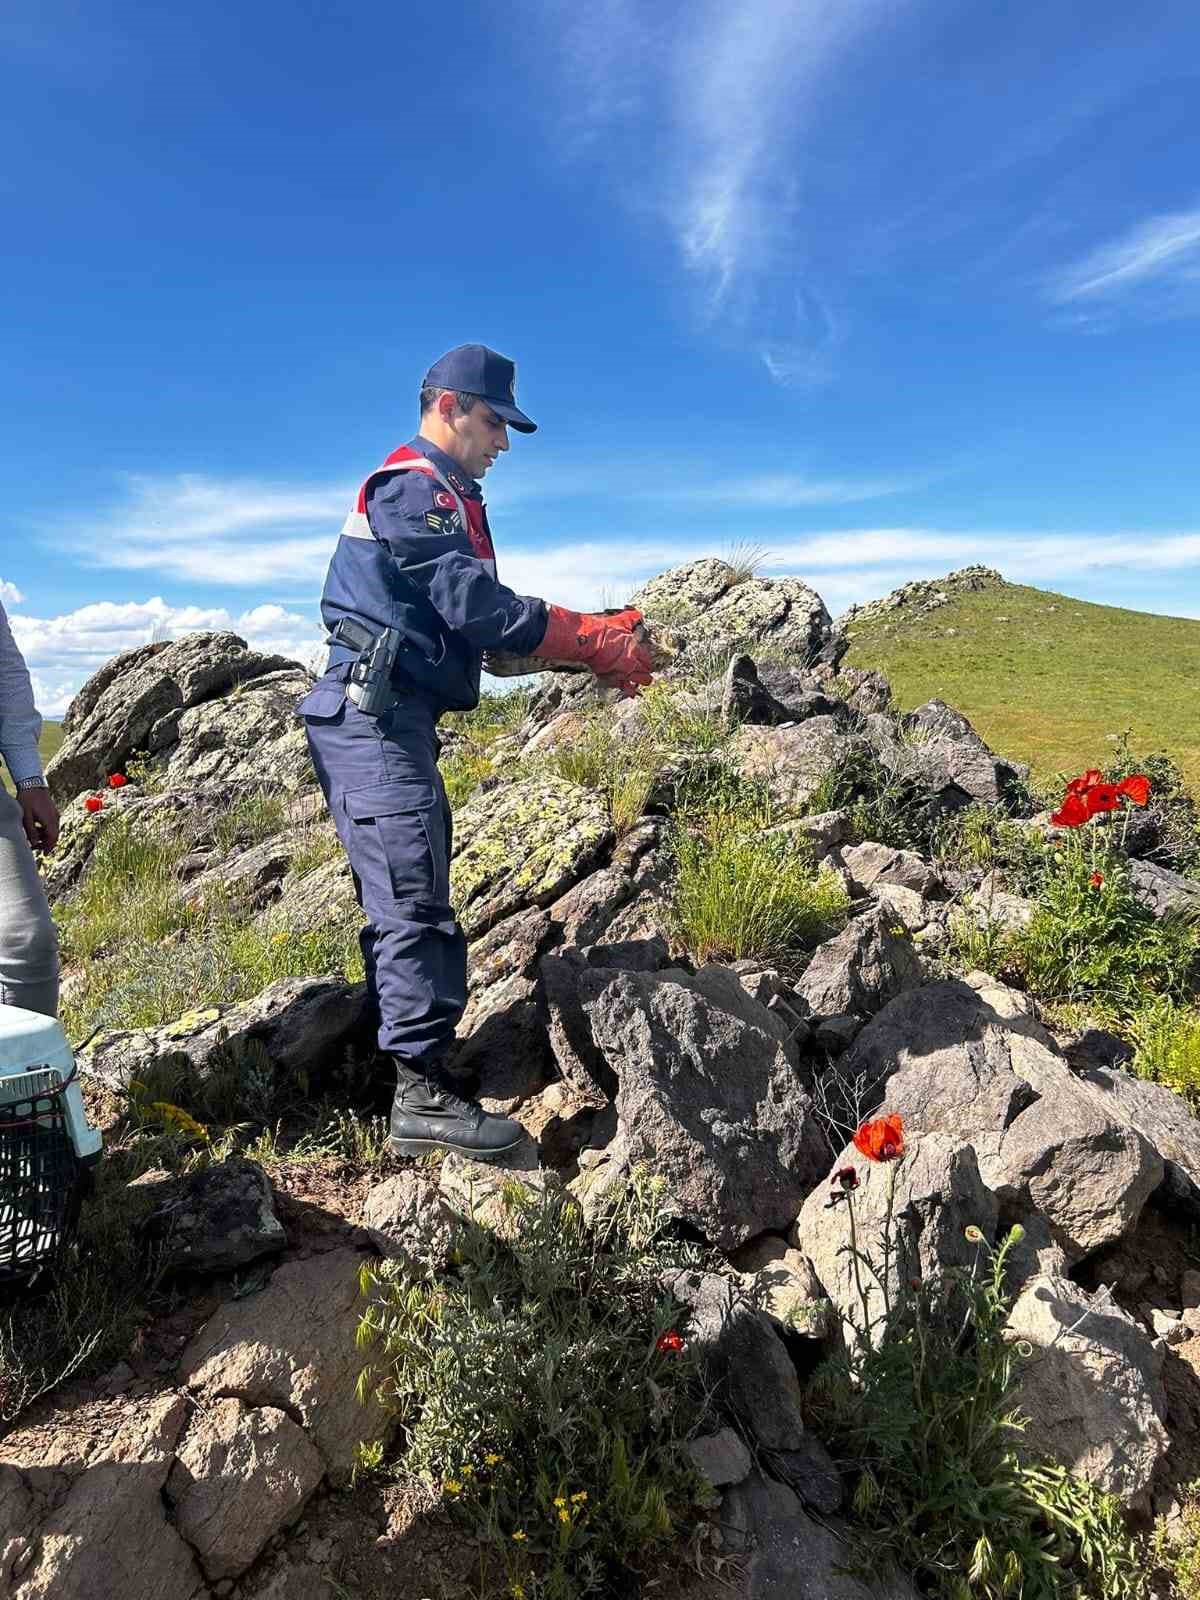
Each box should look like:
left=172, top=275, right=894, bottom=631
left=3, top=0, right=1200, bottom=713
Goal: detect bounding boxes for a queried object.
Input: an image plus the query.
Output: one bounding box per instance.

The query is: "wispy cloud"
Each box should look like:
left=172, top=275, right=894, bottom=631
left=1046, top=205, right=1200, bottom=312
left=548, top=0, right=899, bottom=380
left=0, top=579, right=24, bottom=607
left=686, top=471, right=933, bottom=509
left=59, top=472, right=350, bottom=585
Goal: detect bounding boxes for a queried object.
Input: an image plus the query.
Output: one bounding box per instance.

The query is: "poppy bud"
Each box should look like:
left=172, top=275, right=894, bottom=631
left=84, top=796, right=104, bottom=814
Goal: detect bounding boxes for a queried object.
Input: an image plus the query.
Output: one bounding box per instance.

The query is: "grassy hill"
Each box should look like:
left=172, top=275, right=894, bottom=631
left=842, top=576, right=1200, bottom=787
left=1, top=721, right=63, bottom=795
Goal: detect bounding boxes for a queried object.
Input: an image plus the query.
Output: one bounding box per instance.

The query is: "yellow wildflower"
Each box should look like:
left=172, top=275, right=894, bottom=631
left=443, top=1479, right=462, bottom=1495
left=553, top=1495, right=567, bottom=1509
left=461, top=1464, right=475, bottom=1477
left=558, top=1507, right=570, bottom=1524
left=511, top=1530, right=527, bottom=1543
left=485, top=1453, right=503, bottom=1467
left=510, top=1586, right=526, bottom=1600
left=571, top=1491, right=588, bottom=1504
left=272, top=930, right=290, bottom=944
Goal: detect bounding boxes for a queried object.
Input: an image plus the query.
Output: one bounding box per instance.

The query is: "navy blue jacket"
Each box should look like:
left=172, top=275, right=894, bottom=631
left=319, top=436, right=548, bottom=714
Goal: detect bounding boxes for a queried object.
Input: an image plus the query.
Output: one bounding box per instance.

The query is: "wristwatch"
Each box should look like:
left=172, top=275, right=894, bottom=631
left=15, top=776, right=49, bottom=792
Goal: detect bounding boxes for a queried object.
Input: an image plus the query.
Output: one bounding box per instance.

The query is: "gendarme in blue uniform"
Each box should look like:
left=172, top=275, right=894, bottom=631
left=298, top=429, right=548, bottom=1064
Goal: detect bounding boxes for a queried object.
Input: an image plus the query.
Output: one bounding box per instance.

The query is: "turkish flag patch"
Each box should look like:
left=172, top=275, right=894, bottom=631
left=434, top=490, right=457, bottom=511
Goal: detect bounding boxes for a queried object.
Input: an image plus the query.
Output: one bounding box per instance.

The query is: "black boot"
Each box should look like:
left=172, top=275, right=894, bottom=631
left=388, top=1057, right=524, bottom=1159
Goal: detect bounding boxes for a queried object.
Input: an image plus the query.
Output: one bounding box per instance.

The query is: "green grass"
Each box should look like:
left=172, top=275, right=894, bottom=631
left=843, top=581, right=1200, bottom=786
left=2, top=720, right=63, bottom=794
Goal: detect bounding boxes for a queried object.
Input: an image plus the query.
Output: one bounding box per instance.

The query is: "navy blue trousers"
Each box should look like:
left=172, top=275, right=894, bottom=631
left=297, top=671, right=466, bottom=1063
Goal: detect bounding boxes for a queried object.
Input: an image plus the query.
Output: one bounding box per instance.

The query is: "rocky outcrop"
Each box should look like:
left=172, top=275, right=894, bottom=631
left=630, top=559, right=845, bottom=670
left=80, top=975, right=370, bottom=1101
left=450, top=775, right=612, bottom=938
left=581, top=964, right=828, bottom=1248
left=792, top=906, right=924, bottom=1024
left=1006, top=1275, right=1169, bottom=1504
left=178, top=1248, right=391, bottom=1484
left=46, top=632, right=309, bottom=803
left=142, top=1158, right=286, bottom=1274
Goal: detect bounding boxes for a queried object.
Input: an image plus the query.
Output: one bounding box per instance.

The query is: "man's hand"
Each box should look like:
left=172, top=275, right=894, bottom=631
left=532, top=606, right=654, bottom=697
left=19, top=787, right=60, bottom=853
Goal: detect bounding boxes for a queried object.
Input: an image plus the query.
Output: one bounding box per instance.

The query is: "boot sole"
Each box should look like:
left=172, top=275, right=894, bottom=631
left=389, top=1134, right=525, bottom=1160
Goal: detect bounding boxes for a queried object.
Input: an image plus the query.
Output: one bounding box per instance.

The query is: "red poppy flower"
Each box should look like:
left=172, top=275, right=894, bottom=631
left=1116, top=774, right=1151, bottom=807
left=1050, top=792, right=1089, bottom=828
left=108, top=773, right=128, bottom=788
left=831, top=1166, right=859, bottom=1191
left=1085, top=783, right=1120, bottom=816
left=852, top=1114, right=905, bottom=1163
left=84, top=796, right=104, bottom=814
left=656, top=1330, right=685, bottom=1355
left=1065, top=769, right=1103, bottom=796
left=1089, top=871, right=1104, bottom=888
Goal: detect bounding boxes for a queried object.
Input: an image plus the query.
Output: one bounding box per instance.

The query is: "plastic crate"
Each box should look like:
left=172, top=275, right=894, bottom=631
left=0, top=1006, right=103, bottom=1286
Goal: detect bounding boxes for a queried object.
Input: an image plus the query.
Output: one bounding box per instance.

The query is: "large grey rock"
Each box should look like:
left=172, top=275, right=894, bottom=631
left=851, top=980, right=1163, bottom=1259
left=838, top=842, right=944, bottom=900
left=361, top=1170, right=456, bottom=1270
left=166, top=1397, right=322, bottom=1580
left=629, top=557, right=737, bottom=623
left=719, top=654, right=839, bottom=729
left=46, top=632, right=306, bottom=804
left=793, top=1134, right=998, bottom=1346
left=167, top=668, right=314, bottom=791
left=142, top=1158, right=286, bottom=1275
left=793, top=906, right=923, bottom=1023
left=450, top=775, right=612, bottom=938
left=1129, top=858, right=1200, bottom=919
left=79, top=976, right=371, bottom=1102
left=1006, top=1274, right=1169, bottom=1504
left=730, top=1235, right=832, bottom=1337
left=663, top=1268, right=808, bottom=1456
left=900, top=699, right=1027, bottom=809
left=687, top=1428, right=753, bottom=1489
left=582, top=965, right=828, bottom=1248
left=1071, top=1063, right=1200, bottom=1216
left=724, top=720, right=861, bottom=815
left=253, top=852, right=360, bottom=936
left=980, top=1082, right=1162, bottom=1263
left=178, top=1248, right=391, bottom=1483
left=1, top=1392, right=205, bottom=1600
left=843, top=979, right=1062, bottom=1134
left=719, top=1472, right=920, bottom=1599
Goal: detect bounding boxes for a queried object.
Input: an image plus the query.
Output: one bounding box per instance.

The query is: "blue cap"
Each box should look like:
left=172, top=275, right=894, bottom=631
left=422, top=343, right=537, bottom=433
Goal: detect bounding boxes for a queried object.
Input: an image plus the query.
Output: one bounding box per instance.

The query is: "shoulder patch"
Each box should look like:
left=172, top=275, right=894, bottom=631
left=424, top=509, right=462, bottom=535
left=433, top=489, right=457, bottom=511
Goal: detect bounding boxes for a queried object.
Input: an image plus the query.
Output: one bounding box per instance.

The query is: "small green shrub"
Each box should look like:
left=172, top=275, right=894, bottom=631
left=356, top=1172, right=711, bottom=1599
left=1127, top=996, right=1200, bottom=1107
left=537, top=717, right=658, bottom=838
left=808, top=745, right=936, bottom=854
left=1149, top=1481, right=1200, bottom=1596
left=57, top=814, right=197, bottom=961
left=1103, top=735, right=1200, bottom=876
left=934, top=804, right=1049, bottom=895
left=636, top=683, right=728, bottom=754
left=671, top=809, right=849, bottom=966
left=1010, top=846, right=1197, bottom=1008
left=440, top=687, right=534, bottom=810
left=62, top=919, right=363, bottom=1043
left=809, top=1202, right=1144, bottom=1599
left=206, top=789, right=287, bottom=856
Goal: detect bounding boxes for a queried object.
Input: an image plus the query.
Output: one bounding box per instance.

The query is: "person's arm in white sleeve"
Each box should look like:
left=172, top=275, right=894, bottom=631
left=0, top=599, right=45, bottom=785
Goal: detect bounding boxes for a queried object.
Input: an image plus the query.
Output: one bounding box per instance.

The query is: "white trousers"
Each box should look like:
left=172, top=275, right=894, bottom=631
left=0, top=788, right=58, bottom=1017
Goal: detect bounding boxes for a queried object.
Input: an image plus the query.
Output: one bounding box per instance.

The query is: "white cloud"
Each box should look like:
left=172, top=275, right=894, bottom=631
left=64, top=472, right=350, bottom=586
left=0, top=580, right=24, bottom=607
left=11, top=596, right=322, bottom=717
left=550, top=0, right=898, bottom=378
left=1047, top=206, right=1200, bottom=309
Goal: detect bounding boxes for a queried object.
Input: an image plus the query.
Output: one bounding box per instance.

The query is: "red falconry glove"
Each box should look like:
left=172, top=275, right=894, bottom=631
left=532, top=605, right=655, bottom=697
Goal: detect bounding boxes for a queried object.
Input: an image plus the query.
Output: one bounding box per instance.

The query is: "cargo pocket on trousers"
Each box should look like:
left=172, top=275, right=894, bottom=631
left=294, top=683, right=347, bottom=723
left=343, top=779, right=446, bottom=909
